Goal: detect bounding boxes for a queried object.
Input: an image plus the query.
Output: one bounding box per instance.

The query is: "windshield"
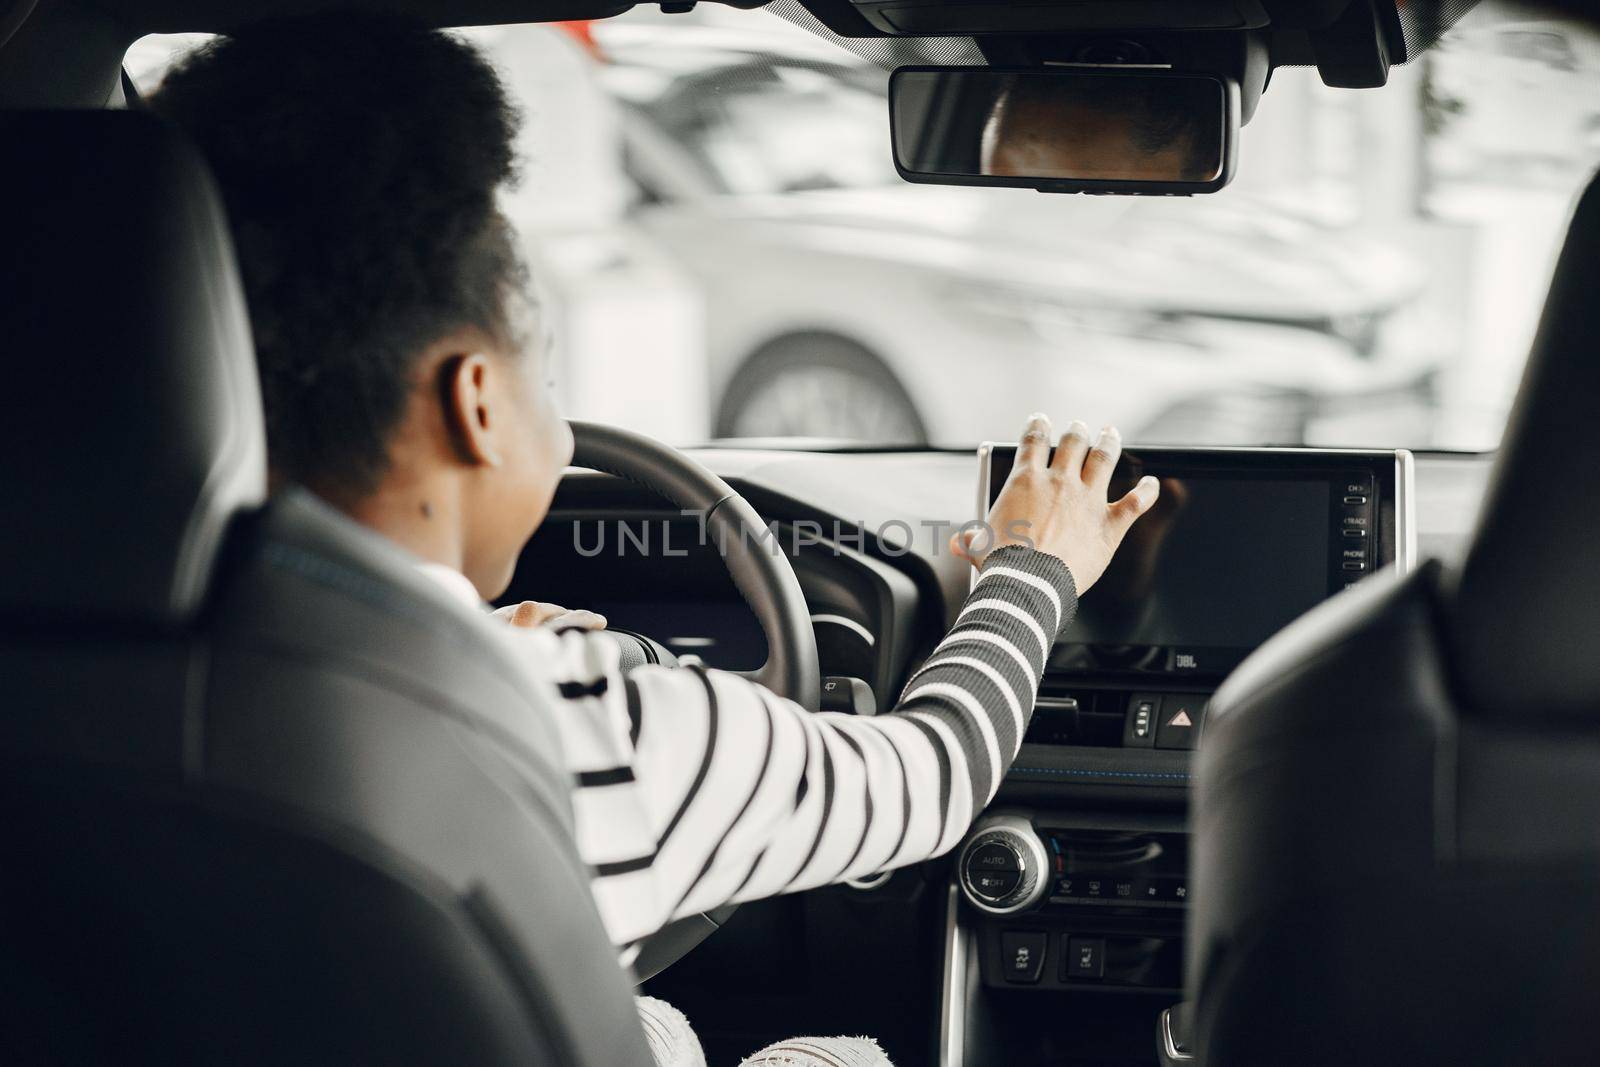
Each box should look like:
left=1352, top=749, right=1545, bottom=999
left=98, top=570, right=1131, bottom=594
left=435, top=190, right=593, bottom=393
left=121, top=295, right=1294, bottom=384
left=126, top=1, right=1600, bottom=451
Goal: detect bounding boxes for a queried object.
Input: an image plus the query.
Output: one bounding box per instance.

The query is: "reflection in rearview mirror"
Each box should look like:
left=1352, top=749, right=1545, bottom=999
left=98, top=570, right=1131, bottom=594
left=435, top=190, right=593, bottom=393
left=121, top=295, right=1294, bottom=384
left=890, top=67, right=1237, bottom=194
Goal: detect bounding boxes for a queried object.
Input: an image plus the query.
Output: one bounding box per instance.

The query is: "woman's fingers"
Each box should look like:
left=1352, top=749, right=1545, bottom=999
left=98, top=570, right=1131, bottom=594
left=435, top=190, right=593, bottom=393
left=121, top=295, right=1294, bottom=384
left=492, top=601, right=551, bottom=628
left=1015, top=412, right=1053, bottom=471
left=981, top=413, right=1159, bottom=593
left=1051, top=420, right=1092, bottom=478
left=492, top=600, right=608, bottom=630
left=549, top=609, right=608, bottom=631
left=1081, top=425, right=1122, bottom=488
left=949, top=528, right=978, bottom=565
left=1109, top=476, right=1161, bottom=532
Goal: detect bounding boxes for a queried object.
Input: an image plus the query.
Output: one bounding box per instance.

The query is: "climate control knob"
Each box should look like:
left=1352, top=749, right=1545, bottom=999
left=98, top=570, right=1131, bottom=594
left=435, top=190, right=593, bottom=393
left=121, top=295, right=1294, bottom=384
left=958, top=815, right=1050, bottom=915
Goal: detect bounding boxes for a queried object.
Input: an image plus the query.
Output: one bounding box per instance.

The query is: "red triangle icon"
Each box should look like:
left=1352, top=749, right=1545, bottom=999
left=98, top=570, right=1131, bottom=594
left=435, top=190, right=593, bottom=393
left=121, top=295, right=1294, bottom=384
left=1168, top=708, right=1193, bottom=728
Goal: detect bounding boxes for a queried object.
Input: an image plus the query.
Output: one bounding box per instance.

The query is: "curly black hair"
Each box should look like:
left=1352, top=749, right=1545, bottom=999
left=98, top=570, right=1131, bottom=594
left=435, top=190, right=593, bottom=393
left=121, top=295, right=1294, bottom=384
left=151, top=13, right=526, bottom=495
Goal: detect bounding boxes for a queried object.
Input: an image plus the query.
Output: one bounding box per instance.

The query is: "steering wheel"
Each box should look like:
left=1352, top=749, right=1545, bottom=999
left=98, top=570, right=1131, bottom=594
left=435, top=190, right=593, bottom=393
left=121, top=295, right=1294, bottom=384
left=568, top=421, right=821, bottom=979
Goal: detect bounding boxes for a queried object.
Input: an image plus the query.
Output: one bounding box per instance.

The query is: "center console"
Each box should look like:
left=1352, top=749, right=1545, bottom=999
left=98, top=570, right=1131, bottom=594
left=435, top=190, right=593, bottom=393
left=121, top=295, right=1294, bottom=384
left=940, top=445, right=1414, bottom=1066
left=976, top=445, right=1413, bottom=796
left=958, top=812, right=1188, bottom=985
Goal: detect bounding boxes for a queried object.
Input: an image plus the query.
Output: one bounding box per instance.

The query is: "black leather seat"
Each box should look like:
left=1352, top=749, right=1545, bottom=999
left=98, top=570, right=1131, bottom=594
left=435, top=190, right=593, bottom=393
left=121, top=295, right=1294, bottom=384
left=1187, top=169, right=1600, bottom=1066
left=0, top=111, right=653, bottom=1066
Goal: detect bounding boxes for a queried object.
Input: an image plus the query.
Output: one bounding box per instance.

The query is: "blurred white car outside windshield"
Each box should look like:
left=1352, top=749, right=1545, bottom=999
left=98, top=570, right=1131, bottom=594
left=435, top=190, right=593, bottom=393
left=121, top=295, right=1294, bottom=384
left=125, top=1, right=1600, bottom=451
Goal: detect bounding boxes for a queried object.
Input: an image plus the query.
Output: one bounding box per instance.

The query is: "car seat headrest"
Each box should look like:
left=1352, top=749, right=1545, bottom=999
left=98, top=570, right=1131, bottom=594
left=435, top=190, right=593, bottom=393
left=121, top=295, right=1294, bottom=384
left=0, top=111, right=265, bottom=628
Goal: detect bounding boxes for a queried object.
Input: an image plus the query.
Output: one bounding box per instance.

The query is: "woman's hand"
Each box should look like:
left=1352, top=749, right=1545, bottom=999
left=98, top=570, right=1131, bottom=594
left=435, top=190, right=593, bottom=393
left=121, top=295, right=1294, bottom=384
left=952, top=413, right=1160, bottom=595
left=492, top=601, right=608, bottom=631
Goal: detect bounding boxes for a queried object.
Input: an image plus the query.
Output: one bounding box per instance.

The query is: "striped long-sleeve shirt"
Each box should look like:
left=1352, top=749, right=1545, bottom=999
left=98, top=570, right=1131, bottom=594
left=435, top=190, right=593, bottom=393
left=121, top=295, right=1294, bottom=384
left=424, top=543, right=1075, bottom=948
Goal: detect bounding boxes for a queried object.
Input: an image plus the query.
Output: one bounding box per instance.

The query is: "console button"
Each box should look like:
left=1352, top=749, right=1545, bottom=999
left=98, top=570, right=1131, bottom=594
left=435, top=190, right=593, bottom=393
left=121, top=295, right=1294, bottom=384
left=1123, top=694, right=1160, bottom=748
left=1342, top=528, right=1368, bottom=539
left=1342, top=495, right=1368, bottom=505
left=1064, top=937, right=1106, bottom=980
left=1001, top=931, right=1047, bottom=984
left=1149, top=877, right=1190, bottom=903
left=969, top=869, right=1021, bottom=900
left=1342, top=560, right=1368, bottom=572
left=968, top=842, right=1021, bottom=874
left=1155, top=696, right=1205, bottom=750
left=1112, top=879, right=1137, bottom=901
left=960, top=819, right=1049, bottom=914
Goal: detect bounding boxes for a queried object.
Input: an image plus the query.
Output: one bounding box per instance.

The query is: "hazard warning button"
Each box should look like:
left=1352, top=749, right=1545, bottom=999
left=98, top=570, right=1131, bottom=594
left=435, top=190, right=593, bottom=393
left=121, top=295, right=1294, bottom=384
left=1155, top=696, right=1207, bottom=751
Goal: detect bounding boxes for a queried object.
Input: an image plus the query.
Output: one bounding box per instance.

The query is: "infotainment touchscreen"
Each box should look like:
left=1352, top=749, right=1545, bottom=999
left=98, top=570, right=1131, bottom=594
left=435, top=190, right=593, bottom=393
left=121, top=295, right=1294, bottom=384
left=982, top=445, right=1400, bottom=677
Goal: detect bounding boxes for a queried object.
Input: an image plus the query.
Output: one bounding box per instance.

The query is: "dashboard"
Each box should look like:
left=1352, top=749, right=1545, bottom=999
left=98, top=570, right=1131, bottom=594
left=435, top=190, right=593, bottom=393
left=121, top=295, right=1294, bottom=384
left=977, top=444, right=1412, bottom=784
left=568, top=442, right=1466, bottom=1066
left=515, top=442, right=1422, bottom=804
left=505, top=471, right=928, bottom=708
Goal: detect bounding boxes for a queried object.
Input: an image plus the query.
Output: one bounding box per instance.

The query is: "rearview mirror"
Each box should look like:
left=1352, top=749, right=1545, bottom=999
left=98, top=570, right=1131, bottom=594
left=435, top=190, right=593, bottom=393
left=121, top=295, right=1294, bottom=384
left=889, top=67, right=1238, bottom=195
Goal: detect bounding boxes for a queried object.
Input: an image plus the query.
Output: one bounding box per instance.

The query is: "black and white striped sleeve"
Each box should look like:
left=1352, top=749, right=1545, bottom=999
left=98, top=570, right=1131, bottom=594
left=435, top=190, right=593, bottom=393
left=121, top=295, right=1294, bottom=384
left=515, top=544, right=1075, bottom=948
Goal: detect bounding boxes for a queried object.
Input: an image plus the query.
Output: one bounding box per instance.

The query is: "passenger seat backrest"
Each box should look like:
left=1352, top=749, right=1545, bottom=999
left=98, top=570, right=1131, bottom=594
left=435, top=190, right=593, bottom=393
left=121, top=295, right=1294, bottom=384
left=1187, top=170, right=1600, bottom=1067
left=1449, top=171, right=1600, bottom=721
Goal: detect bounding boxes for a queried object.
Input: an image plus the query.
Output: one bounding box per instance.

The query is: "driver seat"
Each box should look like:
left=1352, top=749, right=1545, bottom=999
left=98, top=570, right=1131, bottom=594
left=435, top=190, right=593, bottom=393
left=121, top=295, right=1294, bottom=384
left=1187, top=170, right=1600, bottom=1064
left=0, top=111, right=653, bottom=1066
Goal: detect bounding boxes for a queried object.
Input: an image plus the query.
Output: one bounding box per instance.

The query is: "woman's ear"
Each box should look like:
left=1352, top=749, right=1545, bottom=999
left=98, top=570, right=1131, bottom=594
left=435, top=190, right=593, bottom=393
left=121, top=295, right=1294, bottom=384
left=438, top=351, right=503, bottom=468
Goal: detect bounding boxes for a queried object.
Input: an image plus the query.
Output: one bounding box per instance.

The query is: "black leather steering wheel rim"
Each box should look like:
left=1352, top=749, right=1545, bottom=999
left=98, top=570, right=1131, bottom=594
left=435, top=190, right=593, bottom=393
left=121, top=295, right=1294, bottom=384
left=567, top=420, right=820, bottom=980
